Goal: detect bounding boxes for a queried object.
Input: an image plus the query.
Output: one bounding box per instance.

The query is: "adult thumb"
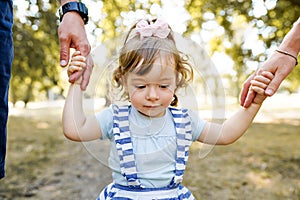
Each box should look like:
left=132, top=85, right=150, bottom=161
left=265, top=74, right=284, bottom=96
left=59, top=42, right=70, bottom=67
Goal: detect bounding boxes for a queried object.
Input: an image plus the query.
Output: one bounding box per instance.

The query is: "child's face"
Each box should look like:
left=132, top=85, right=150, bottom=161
left=125, top=56, right=177, bottom=117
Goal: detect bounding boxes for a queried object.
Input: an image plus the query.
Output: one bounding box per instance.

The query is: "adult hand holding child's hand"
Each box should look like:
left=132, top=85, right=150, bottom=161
left=67, top=51, right=87, bottom=85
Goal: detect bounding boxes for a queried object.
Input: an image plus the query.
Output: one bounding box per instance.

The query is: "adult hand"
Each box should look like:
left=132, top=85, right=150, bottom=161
left=240, top=51, right=296, bottom=108
left=58, top=11, right=92, bottom=90
left=241, top=18, right=300, bottom=108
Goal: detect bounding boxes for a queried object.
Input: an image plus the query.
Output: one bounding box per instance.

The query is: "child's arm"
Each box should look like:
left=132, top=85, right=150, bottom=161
left=62, top=51, right=102, bottom=142
left=198, top=70, right=274, bottom=145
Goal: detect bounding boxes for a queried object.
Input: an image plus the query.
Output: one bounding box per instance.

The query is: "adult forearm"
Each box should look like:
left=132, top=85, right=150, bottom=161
left=58, top=0, right=78, bottom=5
left=279, top=18, right=300, bottom=56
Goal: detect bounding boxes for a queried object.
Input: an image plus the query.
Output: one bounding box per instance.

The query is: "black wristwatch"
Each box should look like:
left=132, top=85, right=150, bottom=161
left=59, top=2, right=89, bottom=25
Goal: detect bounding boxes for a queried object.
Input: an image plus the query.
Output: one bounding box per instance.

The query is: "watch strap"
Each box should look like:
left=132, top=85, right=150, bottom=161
left=59, top=2, right=89, bottom=25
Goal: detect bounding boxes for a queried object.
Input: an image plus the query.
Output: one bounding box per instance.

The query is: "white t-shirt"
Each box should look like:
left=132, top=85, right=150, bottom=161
left=95, top=105, right=206, bottom=188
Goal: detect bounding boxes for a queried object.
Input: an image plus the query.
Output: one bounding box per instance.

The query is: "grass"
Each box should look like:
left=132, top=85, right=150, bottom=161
left=185, top=122, right=300, bottom=200
left=1, top=110, right=65, bottom=199
left=0, top=101, right=300, bottom=200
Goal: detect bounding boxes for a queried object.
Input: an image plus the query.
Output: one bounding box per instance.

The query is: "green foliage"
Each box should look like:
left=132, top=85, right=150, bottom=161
left=284, top=62, right=300, bottom=93
left=10, top=0, right=60, bottom=106
left=10, top=0, right=300, bottom=104
left=185, top=0, right=300, bottom=97
left=96, top=0, right=162, bottom=41
left=95, top=0, right=300, bottom=98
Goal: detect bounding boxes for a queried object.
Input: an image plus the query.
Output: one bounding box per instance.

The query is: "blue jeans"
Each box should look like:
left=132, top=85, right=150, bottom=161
left=0, top=0, right=13, bottom=179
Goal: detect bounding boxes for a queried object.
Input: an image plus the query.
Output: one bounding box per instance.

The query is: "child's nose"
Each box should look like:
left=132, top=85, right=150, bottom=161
left=146, top=86, right=159, bottom=100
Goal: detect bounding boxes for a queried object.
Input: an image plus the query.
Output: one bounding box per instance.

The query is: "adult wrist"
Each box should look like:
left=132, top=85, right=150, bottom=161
left=58, top=0, right=78, bottom=6
left=275, top=49, right=298, bottom=66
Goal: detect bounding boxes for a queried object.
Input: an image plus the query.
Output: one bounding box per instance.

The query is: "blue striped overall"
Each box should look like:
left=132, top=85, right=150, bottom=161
left=97, top=105, right=195, bottom=200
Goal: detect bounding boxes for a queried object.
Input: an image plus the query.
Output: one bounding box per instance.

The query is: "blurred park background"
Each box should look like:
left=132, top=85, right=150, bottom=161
left=1, top=0, right=300, bottom=199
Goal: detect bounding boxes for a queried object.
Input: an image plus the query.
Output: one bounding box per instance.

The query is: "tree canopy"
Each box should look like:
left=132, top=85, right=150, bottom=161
left=10, top=0, right=300, bottom=105
left=11, top=0, right=60, bottom=105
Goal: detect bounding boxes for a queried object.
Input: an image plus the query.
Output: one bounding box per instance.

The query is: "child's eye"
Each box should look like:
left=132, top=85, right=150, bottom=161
left=159, top=84, right=169, bottom=89
left=135, top=85, right=146, bottom=89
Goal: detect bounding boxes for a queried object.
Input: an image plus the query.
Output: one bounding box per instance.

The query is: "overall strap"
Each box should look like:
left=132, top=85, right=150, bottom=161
left=112, top=104, right=142, bottom=188
left=169, top=107, right=192, bottom=187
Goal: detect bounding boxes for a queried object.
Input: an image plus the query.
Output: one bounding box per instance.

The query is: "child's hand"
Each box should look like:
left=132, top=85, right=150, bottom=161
left=67, top=51, right=86, bottom=84
left=250, top=70, right=274, bottom=105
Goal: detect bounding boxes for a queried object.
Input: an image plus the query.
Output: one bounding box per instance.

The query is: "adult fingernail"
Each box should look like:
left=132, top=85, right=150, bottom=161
left=60, top=60, right=68, bottom=66
left=265, top=89, right=274, bottom=96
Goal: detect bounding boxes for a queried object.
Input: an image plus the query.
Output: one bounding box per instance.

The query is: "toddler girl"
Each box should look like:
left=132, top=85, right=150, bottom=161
left=63, top=18, right=274, bottom=200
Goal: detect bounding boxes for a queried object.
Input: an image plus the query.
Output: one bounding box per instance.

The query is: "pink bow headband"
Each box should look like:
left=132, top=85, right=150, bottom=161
left=135, top=19, right=171, bottom=39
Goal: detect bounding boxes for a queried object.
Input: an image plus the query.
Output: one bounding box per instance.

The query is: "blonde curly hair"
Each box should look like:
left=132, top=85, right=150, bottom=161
left=112, top=18, right=194, bottom=106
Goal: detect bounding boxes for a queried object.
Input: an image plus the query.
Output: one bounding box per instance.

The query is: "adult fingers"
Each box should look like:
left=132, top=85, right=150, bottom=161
left=58, top=12, right=90, bottom=67
left=58, top=21, right=73, bottom=67
left=78, top=41, right=91, bottom=57
left=80, top=55, right=94, bottom=90
left=264, top=71, right=288, bottom=96
left=59, top=35, right=71, bottom=67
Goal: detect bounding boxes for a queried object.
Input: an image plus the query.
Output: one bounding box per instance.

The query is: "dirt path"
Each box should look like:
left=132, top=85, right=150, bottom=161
left=2, top=95, right=300, bottom=200
left=2, top=107, right=112, bottom=200
left=27, top=141, right=112, bottom=200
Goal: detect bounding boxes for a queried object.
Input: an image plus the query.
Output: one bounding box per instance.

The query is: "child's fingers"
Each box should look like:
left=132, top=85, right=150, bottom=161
left=69, top=60, right=87, bottom=69
left=71, top=55, right=86, bottom=62
left=253, top=74, right=272, bottom=85
left=250, top=85, right=265, bottom=95
left=71, top=50, right=86, bottom=63
left=254, top=70, right=274, bottom=82
left=251, top=70, right=273, bottom=104
left=68, top=65, right=82, bottom=72
left=261, top=71, right=274, bottom=80
left=72, top=50, right=81, bottom=56
left=67, top=65, right=83, bottom=76
left=250, top=79, right=268, bottom=88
